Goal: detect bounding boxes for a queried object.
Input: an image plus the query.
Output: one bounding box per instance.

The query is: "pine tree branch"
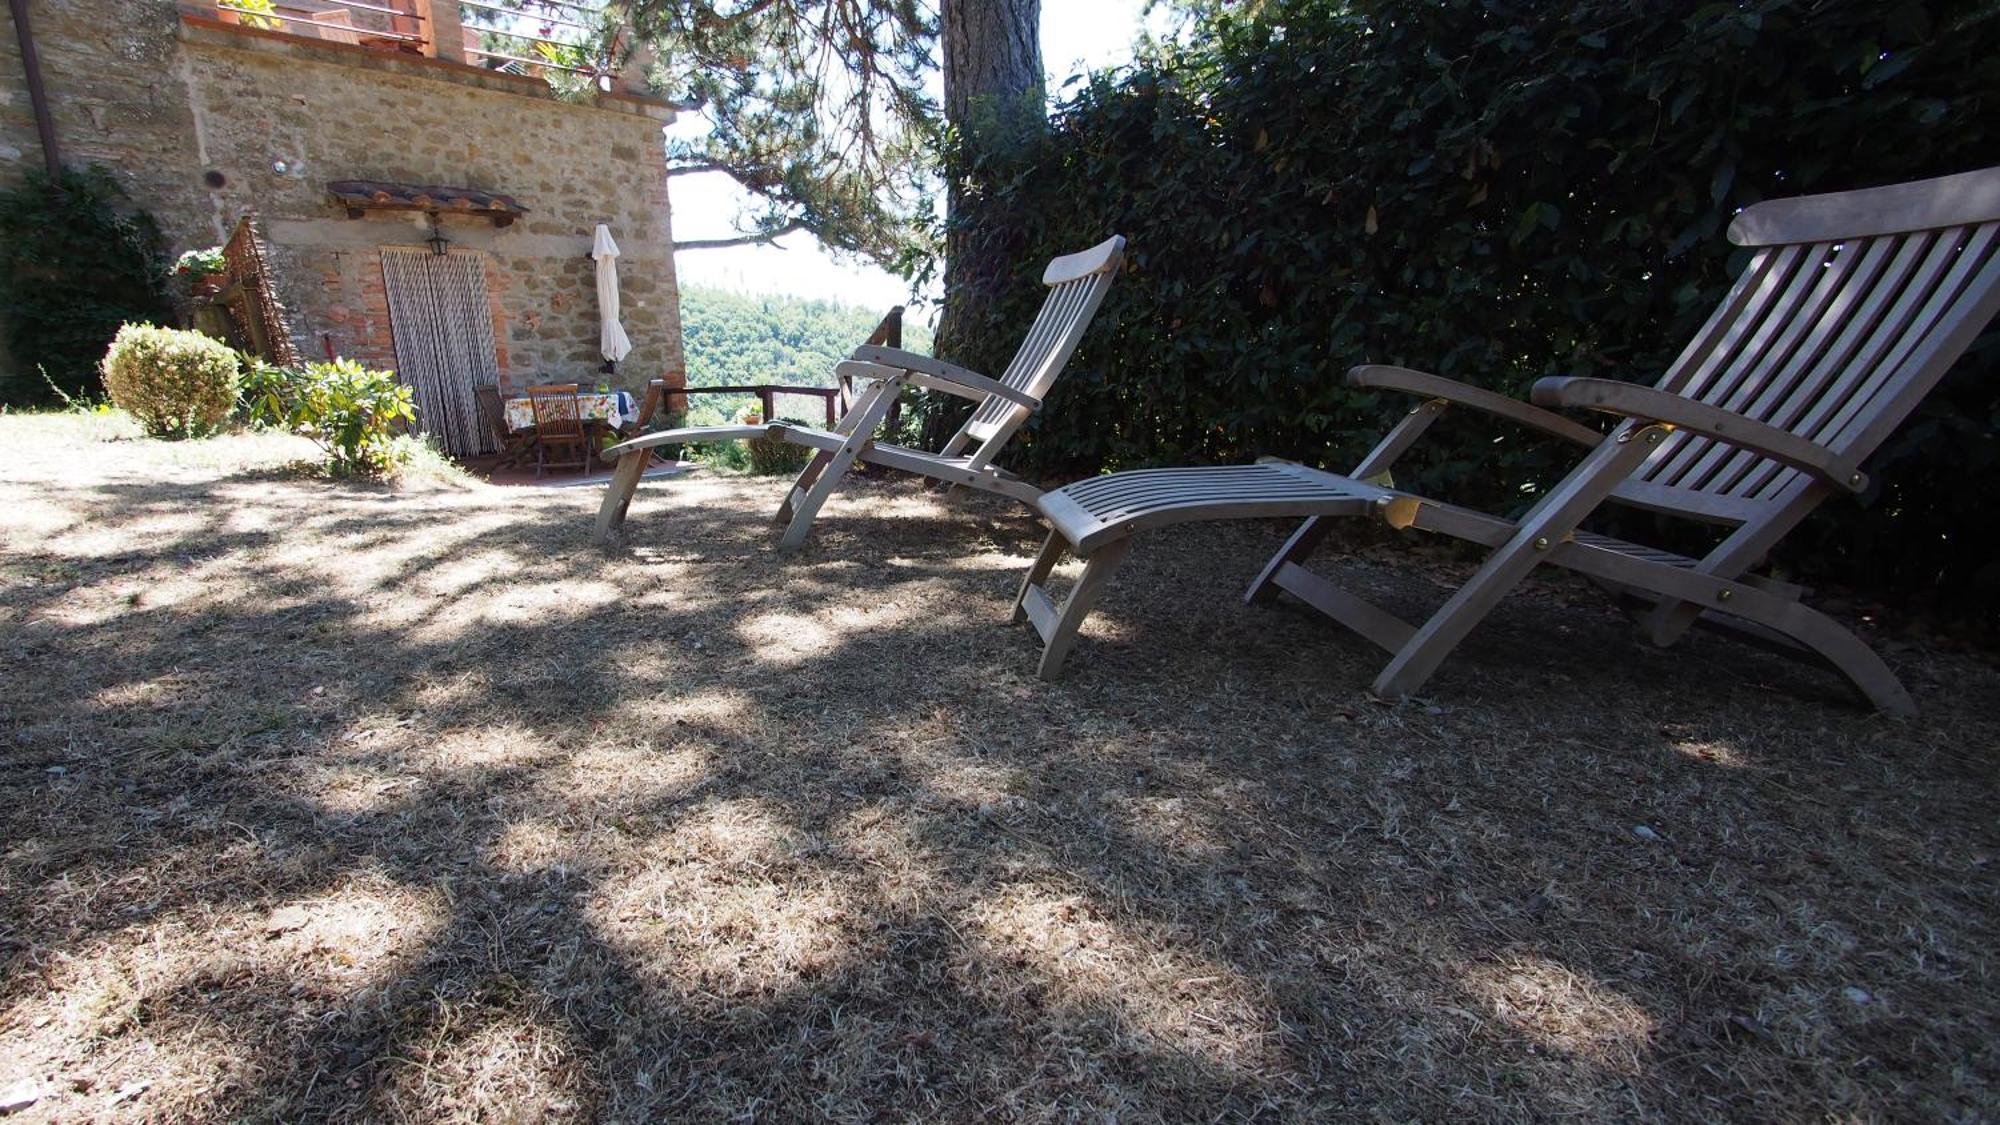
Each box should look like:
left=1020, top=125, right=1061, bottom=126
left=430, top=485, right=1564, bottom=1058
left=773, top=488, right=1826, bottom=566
left=674, top=221, right=807, bottom=251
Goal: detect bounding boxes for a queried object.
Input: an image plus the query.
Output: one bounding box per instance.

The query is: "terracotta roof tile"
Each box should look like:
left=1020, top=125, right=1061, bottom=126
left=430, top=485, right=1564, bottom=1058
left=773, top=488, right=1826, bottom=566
left=327, top=180, right=529, bottom=220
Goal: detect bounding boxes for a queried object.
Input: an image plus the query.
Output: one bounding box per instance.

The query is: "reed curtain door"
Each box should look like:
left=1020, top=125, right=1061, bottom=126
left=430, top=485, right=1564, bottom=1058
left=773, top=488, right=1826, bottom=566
left=380, top=249, right=500, bottom=457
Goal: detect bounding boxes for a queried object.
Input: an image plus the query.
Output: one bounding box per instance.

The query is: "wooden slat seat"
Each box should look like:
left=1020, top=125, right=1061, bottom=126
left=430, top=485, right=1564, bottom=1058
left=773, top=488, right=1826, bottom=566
left=616, top=420, right=1040, bottom=498
left=596, top=236, right=1126, bottom=551
left=1013, top=167, right=2000, bottom=714
left=1040, top=464, right=1394, bottom=555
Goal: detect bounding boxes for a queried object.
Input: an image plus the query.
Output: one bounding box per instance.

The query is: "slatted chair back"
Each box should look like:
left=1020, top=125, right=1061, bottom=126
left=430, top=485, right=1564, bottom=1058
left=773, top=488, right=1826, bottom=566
left=474, top=384, right=511, bottom=448
left=1622, top=168, right=2000, bottom=529
left=526, top=382, right=585, bottom=439
left=633, top=379, right=669, bottom=429
left=944, top=236, right=1126, bottom=466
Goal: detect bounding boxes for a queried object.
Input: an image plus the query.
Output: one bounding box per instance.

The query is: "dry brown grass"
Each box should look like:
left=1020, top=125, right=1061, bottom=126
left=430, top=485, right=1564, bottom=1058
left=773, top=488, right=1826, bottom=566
left=1, top=413, right=1996, bottom=1122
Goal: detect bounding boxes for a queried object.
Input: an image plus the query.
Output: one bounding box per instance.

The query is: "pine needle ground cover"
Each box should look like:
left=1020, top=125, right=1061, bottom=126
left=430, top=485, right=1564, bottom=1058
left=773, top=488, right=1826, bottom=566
left=1, top=414, right=1996, bottom=1120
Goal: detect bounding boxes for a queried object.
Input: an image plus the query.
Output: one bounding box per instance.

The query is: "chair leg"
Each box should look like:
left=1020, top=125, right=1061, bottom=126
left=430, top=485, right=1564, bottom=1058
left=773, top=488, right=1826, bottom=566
left=777, top=452, right=833, bottom=525
left=595, top=450, right=653, bottom=546
left=1715, top=591, right=1916, bottom=716
left=1371, top=531, right=1551, bottom=700
left=1371, top=420, right=1671, bottom=700
left=778, top=443, right=863, bottom=551
left=1244, top=516, right=1337, bottom=604
left=1012, top=530, right=1068, bottom=624
left=1248, top=398, right=1456, bottom=605
left=778, top=380, right=901, bottom=551
left=1034, top=538, right=1133, bottom=680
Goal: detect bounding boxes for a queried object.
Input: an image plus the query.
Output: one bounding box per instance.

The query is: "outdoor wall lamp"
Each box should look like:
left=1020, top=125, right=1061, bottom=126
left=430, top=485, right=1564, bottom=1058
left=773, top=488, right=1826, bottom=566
left=424, top=213, right=451, bottom=257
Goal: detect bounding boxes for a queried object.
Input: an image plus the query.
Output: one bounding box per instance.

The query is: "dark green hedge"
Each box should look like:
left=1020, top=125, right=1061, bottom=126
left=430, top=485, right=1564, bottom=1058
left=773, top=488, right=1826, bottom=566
left=0, top=167, right=172, bottom=405
left=939, top=0, right=2000, bottom=623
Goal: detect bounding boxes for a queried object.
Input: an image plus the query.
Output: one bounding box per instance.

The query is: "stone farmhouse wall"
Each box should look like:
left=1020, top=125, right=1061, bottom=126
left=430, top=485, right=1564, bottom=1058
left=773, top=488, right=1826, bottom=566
left=0, top=0, right=685, bottom=396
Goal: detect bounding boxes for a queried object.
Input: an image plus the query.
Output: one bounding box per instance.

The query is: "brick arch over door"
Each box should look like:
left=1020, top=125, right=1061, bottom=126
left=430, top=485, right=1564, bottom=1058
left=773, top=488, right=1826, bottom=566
left=380, top=248, right=501, bottom=457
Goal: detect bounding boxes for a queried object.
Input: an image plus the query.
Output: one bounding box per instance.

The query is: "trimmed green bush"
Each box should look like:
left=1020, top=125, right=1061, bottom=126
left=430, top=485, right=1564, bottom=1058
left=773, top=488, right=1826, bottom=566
left=246, top=358, right=416, bottom=476
left=937, top=0, right=2000, bottom=619
left=100, top=323, right=240, bottom=438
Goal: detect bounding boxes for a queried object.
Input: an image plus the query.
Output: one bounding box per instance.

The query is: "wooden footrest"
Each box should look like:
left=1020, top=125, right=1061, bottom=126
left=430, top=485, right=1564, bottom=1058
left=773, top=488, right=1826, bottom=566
left=1017, top=463, right=1406, bottom=679
left=1037, top=463, right=1398, bottom=556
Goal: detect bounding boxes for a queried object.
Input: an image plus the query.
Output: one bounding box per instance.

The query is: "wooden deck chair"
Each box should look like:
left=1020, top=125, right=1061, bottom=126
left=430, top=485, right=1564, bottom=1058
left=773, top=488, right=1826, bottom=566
left=1013, top=167, right=2000, bottom=714
left=594, top=236, right=1126, bottom=551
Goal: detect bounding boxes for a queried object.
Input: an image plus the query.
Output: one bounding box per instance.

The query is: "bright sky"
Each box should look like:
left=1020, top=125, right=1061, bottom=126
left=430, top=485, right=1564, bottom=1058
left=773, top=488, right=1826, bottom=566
left=665, top=3, right=1160, bottom=319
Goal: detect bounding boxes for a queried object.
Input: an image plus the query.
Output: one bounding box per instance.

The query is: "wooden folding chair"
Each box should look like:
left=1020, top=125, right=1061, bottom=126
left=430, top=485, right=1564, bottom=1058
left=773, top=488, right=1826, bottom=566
left=595, top=237, right=1125, bottom=551
left=525, top=382, right=592, bottom=478
left=1014, top=167, right=2000, bottom=714
left=474, top=384, right=533, bottom=468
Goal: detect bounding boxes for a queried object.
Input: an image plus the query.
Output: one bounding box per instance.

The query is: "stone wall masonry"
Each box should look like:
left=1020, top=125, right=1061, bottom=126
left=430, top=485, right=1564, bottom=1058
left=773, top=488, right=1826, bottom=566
left=0, top=1, right=215, bottom=246
left=0, top=2, right=685, bottom=398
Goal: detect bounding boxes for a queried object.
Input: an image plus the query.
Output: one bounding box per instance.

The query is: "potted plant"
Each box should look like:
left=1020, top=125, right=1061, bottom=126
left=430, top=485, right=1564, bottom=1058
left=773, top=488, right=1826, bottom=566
left=174, top=247, right=227, bottom=300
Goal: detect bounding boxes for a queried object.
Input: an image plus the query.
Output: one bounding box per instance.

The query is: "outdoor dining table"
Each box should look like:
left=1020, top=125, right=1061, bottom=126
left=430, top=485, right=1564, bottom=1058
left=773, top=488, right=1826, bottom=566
left=501, top=389, right=639, bottom=433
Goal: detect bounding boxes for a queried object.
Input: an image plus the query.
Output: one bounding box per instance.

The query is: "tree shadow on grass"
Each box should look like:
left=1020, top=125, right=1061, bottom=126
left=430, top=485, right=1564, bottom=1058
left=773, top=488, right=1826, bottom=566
left=2, top=466, right=1997, bottom=1120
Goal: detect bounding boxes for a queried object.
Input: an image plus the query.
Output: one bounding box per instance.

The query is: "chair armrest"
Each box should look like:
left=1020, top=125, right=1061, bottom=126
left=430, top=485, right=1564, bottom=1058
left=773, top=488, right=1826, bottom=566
left=1347, top=365, right=1602, bottom=448
left=849, top=344, right=1039, bottom=410
left=834, top=359, right=987, bottom=405
left=1531, top=376, right=1865, bottom=492
left=836, top=358, right=918, bottom=387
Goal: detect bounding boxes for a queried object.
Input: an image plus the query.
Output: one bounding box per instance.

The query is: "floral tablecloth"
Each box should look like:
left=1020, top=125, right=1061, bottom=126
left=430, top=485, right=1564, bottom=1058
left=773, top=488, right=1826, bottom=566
left=503, top=390, right=637, bottom=432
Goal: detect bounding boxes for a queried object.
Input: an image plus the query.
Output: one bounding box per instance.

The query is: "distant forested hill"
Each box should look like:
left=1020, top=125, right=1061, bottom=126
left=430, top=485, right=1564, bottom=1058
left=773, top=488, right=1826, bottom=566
left=678, top=285, right=929, bottom=391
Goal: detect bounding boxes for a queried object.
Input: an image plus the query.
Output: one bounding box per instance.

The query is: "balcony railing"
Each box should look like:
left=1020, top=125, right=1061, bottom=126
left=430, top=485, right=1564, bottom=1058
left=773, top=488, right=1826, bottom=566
left=458, top=0, right=616, bottom=87
left=213, top=0, right=429, bottom=49
left=195, top=0, right=633, bottom=93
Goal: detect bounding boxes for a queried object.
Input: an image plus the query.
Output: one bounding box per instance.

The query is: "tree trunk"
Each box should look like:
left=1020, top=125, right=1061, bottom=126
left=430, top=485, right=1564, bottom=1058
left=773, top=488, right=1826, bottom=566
left=936, top=0, right=1043, bottom=368
left=942, top=0, right=1044, bottom=129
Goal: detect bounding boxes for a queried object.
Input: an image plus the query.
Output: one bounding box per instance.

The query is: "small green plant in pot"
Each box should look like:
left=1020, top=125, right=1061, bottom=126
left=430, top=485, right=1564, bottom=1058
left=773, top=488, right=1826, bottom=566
left=100, top=323, right=240, bottom=438
left=174, top=247, right=227, bottom=299
left=173, top=247, right=225, bottom=280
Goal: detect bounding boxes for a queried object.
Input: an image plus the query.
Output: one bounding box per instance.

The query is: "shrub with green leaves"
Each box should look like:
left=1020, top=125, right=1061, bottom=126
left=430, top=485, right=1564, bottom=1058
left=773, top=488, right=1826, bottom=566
left=99, top=323, right=241, bottom=438
left=937, top=0, right=2000, bottom=619
left=235, top=358, right=293, bottom=426
left=247, top=358, right=416, bottom=475
left=748, top=418, right=816, bottom=475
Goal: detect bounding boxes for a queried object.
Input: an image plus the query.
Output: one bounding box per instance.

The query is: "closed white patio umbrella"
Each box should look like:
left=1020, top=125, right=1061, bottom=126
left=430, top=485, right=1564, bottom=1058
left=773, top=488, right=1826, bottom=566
left=592, top=223, right=633, bottom=367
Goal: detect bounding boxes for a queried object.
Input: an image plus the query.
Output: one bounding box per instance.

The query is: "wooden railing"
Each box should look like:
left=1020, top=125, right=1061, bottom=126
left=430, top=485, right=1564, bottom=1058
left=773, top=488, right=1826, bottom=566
left=634, top=306, right=908, bottom=432
left=682, top=384, right=845, bottom=428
